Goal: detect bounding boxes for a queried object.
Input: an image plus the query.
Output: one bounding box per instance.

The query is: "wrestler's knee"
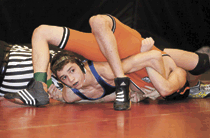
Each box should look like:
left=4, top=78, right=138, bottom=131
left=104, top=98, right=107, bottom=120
left=89, top=14, right=112, bottom=33
left=32, top=25, right=49, bottom=39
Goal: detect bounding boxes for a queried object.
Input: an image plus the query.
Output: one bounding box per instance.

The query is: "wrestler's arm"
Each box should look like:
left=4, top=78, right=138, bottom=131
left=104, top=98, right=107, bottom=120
left=138, top=38, right=187, bottom=96
left=61, top=85, right=83, bottom=103
left=146, top=66, right=187, bottom=97
left=122, top=50, right=165, bottom=75
left=62, top=86, right=115, bottom=103
left=49, top=85, right=145, bottom=103
left=121, top=50, right=179, bottom=98
left=48, top=84, right=66, bottom=102
left=122, top=37, right=187, bottom=97
left=48, top=84, right=116, bottom=103
left=49, top=84, right=88, bottom=103
left=122, top=37, right=166, bottom=77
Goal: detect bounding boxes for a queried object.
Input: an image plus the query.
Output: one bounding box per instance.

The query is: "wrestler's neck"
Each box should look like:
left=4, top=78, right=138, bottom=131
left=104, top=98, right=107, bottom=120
left=81, top=64, right=98, bottom=88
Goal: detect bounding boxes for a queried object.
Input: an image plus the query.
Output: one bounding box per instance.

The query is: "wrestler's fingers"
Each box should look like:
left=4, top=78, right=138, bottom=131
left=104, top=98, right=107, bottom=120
left=142, top=39, right=146, bottom=46
left=48, top=85, right=52, bottom=92
left=142, top=38, right=149, bottom=46
left=48, top=85, right=55, bottom=98
left=130, top=93, right=136, bottom=99
left=141, top=88, right=155, bottom=96
left=55, top=90, right=61, bottom=99
left=143, top=91, right=160, bottom=98
left=143, top=37, right=154, bottom=46
left=52, top=88, right=56, bottom=98
left=130, top=93, right=138, bottom=103
left=144, top=37, right=150, bottom=45
left=49, top=85, right=59, bottom=99
left=54, top=87, right=63, bottom=99
left=144, top=93, right=156, bottom=97
left=149, top=96, right=157, bottom=100
left=48, top=84, right=55, bottom=92
left=53, top=88, right=60, bottom=99
left=147, top=37, right=154, bottom=45
left=141, top=87, right=152, bottom=94
left=144, top=85, right=156, bottom=91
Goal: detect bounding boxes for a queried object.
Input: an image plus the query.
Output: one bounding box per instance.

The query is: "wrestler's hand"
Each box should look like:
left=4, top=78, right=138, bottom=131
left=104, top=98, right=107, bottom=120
left=48, top=84, right=65, bottom=102
left=141, top=37, right=155, bottom=52
left=142, top=86, right=160, bottom=100
left=130, top=90, right=146, bottom=103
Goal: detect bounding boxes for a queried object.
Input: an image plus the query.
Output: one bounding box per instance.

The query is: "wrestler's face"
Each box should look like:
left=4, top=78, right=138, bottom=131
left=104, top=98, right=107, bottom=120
left=57, top=62, right=85, bottom=89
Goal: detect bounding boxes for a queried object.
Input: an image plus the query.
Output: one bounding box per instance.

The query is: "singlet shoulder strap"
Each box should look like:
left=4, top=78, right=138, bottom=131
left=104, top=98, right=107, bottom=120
left=71, top=61, right=115, bottom=100
left=71, top=88, right=89, bottom=100
left=88, top=60, right=115, bottom=96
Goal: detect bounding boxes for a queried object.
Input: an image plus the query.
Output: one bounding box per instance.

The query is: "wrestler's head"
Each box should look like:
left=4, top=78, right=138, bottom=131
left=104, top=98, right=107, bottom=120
left=51, top=51, right=86, bottom=88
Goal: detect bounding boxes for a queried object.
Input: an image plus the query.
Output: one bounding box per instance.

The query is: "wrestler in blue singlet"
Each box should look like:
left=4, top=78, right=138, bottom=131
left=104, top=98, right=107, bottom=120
left=71, top=61, right=116, bottom=100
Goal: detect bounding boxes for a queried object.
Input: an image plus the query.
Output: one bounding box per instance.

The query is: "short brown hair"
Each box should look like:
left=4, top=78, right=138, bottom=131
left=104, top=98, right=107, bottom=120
left=51, top=51, right=79, bottom=76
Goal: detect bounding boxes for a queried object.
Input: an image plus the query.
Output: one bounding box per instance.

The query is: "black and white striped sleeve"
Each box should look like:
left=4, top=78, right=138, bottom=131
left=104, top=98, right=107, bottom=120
left=57, top=27, right=70, bottom=50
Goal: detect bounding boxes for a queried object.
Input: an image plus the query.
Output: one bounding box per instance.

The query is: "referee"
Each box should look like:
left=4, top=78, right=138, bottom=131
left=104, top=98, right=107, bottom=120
left=0, top=40, right=61, bottom=97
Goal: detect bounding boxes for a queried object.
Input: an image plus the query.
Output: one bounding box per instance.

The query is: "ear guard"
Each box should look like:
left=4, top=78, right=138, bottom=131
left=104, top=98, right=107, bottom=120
left=75, top=58, right=86, bottom=74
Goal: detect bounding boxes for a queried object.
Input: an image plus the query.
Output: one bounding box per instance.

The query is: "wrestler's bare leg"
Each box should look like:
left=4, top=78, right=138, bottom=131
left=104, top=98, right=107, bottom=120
left=163, top=49, right=199, bottom=71
left=32, top=25, right=63, bottom=75
left=164, top=49, right=201, bottom=86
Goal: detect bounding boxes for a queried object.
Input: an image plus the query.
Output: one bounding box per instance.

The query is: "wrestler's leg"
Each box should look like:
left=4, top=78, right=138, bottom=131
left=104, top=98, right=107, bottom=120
left=164, top=48, right=210, bottom=86
left=89, top=15, right=125, bottom=78
left=6, top=25, right=65, bottom=106
left=89, top=15, right=130, bottom=110
left=32, top=25, right=63, bottom=81
left=164, top=48, right=210, bottom=73
left=163, top=49, right=199, bottom=71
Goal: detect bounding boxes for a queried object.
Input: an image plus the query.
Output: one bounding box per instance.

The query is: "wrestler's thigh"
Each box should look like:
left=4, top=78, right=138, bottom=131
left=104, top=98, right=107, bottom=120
left=164, top=48, right=198, bottom=71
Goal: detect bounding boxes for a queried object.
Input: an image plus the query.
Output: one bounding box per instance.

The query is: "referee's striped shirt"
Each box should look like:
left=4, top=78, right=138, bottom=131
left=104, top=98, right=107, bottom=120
left=0, top=44, right=62, bottom=96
